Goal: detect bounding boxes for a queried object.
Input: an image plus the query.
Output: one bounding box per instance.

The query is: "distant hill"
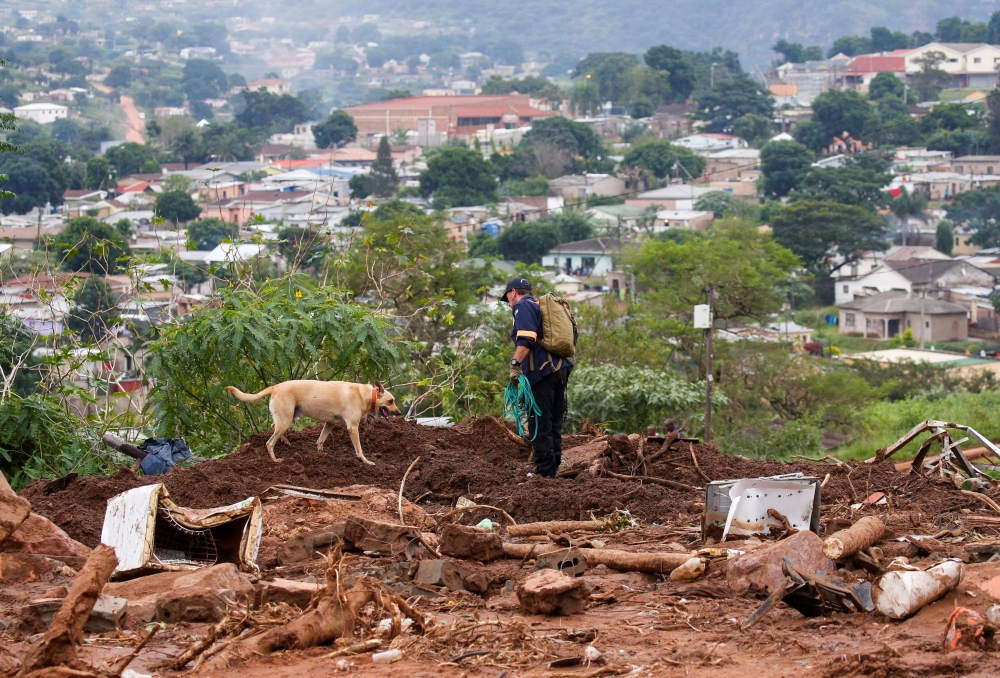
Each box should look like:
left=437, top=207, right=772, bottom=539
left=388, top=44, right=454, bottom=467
left=310, top=0, right=999, bottom=67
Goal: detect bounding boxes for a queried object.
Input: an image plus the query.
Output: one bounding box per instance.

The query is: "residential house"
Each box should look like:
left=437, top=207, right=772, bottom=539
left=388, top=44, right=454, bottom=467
left=442, top=208, right=489, bottom=244
left=843, top=51, right=908, bottom=92
left=550, top=274, right=583, bottom=295
left=902, top=171, right=1000, bottom=201
left=651, top=103, right=697, bottom=139
left=62, top=189, right=108, bottom=216
left=845, top=347, right=1000, bottom=379
left=625, top=185, right=715, bottom=210
left=547, top=174, right=625, bottom=200
left=654, top=209, right=714, bottom=230
left=672, top=134, right=746, bottom=154
left=244, top=78, right=291, bottom=94
left=0, top=226, right=64, bottom=252
left=342, top=94, right=555, bottom=139
left=770, top=58, right=845, bottom=105
left=953, top=156, right=1000, bottom=175
left=903, top=43, right=1000, bottom=89
left=13, top=102, right=68, bottom=124
left=838, top=256, right=994, bottom=305
left=838, top=291, right=968, bottom=341
left=702, top=148, right=760, bottom=182
left=542, top=237, right=620, bottom=277
left=586, top=204, right=649, bottom=231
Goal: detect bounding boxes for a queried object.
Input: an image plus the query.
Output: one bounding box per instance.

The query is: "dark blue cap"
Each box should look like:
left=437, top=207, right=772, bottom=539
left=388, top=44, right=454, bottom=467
left=501, top=277, right=531, bottom=303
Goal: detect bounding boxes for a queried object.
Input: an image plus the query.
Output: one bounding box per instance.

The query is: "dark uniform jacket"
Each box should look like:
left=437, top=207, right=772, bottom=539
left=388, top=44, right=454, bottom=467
left=510, top=295, right=574, bottom=386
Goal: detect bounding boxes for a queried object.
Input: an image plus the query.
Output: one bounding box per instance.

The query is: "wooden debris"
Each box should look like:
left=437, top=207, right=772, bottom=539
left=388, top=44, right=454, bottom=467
left=688, top=442, right=710, bottom=482
left=823, top=516, right=887, bottom=560
left=960, top=490, right=1000, bottom=514
left=507, top=521, right=605, bottom=537
left=398, top=456, right=421, bottom=526
left=601, top=469, right=697, bottom=491
left=16, top=544, right=118, bottom=677
left=502, top=543, right=691, bottom=575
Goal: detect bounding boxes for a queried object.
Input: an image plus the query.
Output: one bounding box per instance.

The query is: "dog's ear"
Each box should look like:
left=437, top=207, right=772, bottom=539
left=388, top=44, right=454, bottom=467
left=374, top=379, right=384, bottom=395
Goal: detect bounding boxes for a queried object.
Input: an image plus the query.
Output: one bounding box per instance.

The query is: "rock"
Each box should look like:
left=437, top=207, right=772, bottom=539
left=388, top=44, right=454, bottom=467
left=439, top=524, right=504, bottom=562
left=535, top=548, right=587, bottom=577
left=516, top=569, right=590, bottom=615
left=726, top=530, right=835, bottom=594
left=413, top=559, right=473, bottom=591
left=257, top=578, right=322, bottom=609
left=41, top=586, right=68, bottom=599
left=104, top=563, right=253, bottom=624
left=463, top=572, right=489, bottom=594
left=0, top=487, right=31, bottom=544
left=277, top=524, right=345, bottom=565
left=0, top=513, right=91, bottom=558
left=0, top=553, right=61, bottom=583
left=19, top=594, right=127, bottom=633
left=343, top=516, right=417, bottom=556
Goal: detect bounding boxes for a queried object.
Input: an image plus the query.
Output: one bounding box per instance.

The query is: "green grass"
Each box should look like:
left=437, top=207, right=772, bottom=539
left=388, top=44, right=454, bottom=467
left=834, top=390, right=1000, bottom=461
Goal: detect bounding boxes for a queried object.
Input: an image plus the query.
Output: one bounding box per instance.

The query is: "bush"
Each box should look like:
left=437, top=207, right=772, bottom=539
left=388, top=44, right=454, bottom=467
left=715, top=418, right=824, bottom=460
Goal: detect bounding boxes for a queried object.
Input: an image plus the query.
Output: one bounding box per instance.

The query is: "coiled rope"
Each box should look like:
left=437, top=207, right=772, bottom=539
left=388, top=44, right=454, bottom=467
left=503, top=374, right=541, bottom=441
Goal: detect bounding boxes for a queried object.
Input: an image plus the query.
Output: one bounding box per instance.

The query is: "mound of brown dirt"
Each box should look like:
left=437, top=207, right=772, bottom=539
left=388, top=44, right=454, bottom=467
left=20, top=417, right=996, bottom=548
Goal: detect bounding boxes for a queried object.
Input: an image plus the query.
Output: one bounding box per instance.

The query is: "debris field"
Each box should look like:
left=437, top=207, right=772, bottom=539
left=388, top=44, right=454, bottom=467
left=3, top=415, right=1000, bottom=678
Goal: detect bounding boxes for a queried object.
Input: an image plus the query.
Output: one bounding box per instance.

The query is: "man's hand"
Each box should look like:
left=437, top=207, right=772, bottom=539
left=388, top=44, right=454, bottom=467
left=509, top=362, right=522, bottom=385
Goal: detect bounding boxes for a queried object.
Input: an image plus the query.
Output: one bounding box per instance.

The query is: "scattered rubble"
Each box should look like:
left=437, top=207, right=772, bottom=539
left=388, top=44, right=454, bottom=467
left=4, top=415, right=1000, bottom=675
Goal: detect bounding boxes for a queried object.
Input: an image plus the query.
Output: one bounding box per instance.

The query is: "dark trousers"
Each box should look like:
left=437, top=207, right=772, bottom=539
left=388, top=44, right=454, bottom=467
left=529, top=368, right=568, bottom=477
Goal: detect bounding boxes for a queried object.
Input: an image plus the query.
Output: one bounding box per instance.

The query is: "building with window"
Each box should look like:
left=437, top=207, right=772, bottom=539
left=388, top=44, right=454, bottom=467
left=13, top=102, right=68, bottom=124
left=903, top=43, right=1000, bottom=89
left=838, top=291, right=968, bottom=341
left=542, top=237, right=619, bottom=278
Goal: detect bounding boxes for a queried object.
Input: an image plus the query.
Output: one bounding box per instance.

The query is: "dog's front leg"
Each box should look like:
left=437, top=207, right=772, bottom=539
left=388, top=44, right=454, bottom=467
left=347, top=423, right=375, bottom=465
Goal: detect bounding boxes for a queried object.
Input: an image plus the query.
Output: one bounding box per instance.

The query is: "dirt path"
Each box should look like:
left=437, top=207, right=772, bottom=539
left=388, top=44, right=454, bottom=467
left=92, top=83, right=145, bottom=144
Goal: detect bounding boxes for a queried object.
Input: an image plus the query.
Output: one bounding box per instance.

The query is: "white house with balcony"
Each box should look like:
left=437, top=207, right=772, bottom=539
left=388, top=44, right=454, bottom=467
left=14, top=102, right=69, bottom=124
left=904, top=43, right=1000, bottom=89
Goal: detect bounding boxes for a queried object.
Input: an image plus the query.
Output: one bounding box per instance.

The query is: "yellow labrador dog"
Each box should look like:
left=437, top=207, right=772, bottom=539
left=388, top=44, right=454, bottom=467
left=226, top=380, right=400, bottom=465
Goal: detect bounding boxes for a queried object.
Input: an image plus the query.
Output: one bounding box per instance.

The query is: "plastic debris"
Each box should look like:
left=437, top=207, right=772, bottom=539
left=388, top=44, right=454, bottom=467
left=476, top=518, right=494, bottom=531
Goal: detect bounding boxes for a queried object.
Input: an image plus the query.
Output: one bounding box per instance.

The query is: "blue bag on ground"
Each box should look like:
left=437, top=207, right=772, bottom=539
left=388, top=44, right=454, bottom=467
left=138, top=438, right=191, bottom=475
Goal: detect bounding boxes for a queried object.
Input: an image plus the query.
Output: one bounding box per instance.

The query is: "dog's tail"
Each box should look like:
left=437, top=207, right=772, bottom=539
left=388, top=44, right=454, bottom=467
left=226, top=385, right=274, bottom=402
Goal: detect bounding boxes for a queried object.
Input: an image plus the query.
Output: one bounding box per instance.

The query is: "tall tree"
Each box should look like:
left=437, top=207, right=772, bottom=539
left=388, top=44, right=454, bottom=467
left=643, top=45, right=697, bottom=100
left=419, top=147, right=498, bottom=209
left=313, top=110, right=358, bottom=149
left=66, top=276, right=118, bottom=343
left=760, top=139, right=813, bottom=198
left=695, top=75, right=774, bottom=133
left=868, top=72, right=904, bottom=101
left=771, top=200, right=889, bottom=279
left=622, top=139, right=706, bottom=180
left=792, top=163, right=893, bottom=212
left=369, top=136, right=399, bottom=198
left=946, top=186, right=1000, bottom=247
left=155, top=190, right=202, bottom=226
left=56, top=217, right=132, bottom=275
left=936, top=219, right=954, bottom=255
left=911, top=51, right=950, bottom=104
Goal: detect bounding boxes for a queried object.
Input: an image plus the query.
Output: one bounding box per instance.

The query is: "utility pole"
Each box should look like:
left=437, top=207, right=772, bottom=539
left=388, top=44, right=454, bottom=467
left=704, top=286, right=715, bottom=443
left=920, top=288, right=926, bottom=349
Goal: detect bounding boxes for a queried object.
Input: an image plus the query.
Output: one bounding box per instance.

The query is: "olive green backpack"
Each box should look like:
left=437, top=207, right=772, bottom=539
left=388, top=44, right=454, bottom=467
left=537, top=293, right=578, bottom=359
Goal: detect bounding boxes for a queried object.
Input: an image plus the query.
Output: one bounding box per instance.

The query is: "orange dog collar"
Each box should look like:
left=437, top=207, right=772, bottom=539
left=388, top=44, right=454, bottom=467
left=371, top=386, right=378, bottom=412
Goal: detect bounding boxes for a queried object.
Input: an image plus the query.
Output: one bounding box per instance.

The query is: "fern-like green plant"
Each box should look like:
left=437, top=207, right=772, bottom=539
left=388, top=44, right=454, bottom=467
left=146, top=274, right=404, bottom=456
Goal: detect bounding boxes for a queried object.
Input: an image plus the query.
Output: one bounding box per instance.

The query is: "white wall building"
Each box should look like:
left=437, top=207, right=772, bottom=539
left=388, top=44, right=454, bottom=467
left=14, top=102, right=69, bottom=124
left=904, top=43, right=1000, bottom=89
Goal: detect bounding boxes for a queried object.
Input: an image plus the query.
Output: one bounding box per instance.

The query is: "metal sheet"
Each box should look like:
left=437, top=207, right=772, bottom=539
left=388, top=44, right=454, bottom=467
left=100, top=484, right=162, bottom=574
left=703, top=473, right=820, bottom=541
left=721, top=476, right=819, bottom=540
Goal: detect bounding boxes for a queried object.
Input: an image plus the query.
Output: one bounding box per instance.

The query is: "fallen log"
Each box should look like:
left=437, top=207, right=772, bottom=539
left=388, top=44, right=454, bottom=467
left=601, top=469, right=697, bottom=491
left=507, top=521, right=606, bottom=537
left=100, top=433, right=146, bottom=461
left=961, top=490, right=1000, bottom=514
left=502, top=543, right=691, bottom=575
left=16, top=545, right=118, bottom=677
left=823, top=516, right=886, bottom=560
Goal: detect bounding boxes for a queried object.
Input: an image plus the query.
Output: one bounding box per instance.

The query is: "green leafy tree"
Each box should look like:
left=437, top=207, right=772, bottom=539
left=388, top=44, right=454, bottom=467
left=201, top=122, right=257, bottom=162
left=495, top=221, right=561, bottom=264
left=105, top=142, right=155, bottom=177
left=828, top=35, right=872, bottom=58
left=936, top=219, right=954, bottom=255
left=236, top=90, right=309, bottom=133
left=369, top=136, right=399, bottom=198
left=104, top=64, right=132, bottom=88
left=171, top=129, right=205, bottom=169
left=419, top=147, right=498, bottom=209
left=772, top=39, right=804, bottom=64
left=568, top=364, right=716, bottom=433
left=550, top=211, right=595, bottom=244
left=870, top=26, right=913, bottom=52
left=66, top=275, right=118, bottom=343
left=694, top=190, right=733, bottom=215
left=771, top=200, right=889, bottom=279
left=989, top=10, right=1000, bottom=44
left=794, top=89, right=875, bottom=149
left=891, top=189, right=929, bottom=246
left=349, top=174, right=373, bottom=200
left=760, top=139, right=813, bottom=198
left=55, top=217, right=131, bottom=275
left=114, top=217, right=133, bottom=239
left=911, top=51, right=950, bottom=103
left=84, top=156, right=111, bottom=190
left=467, top=230, right=499, bottom=258
left=140, top=159, right=161, bottom=174
left=186, top=217, right=234, bottom=250
left=0, top=138, right=74, bottom=214
left=643, top=44, right=696, bottom=101
left=277, top=225, right=324, bottom=269
left=946, top=186, right=1000, bottom=247
left=573, top=52, right=638, bottom=104
left=695, top=75, right=774, bottom=133
left=792, top=162, right=893, bottom=212
left=622, top=139, right=706, bottom=180
left=147, top=277, right=402, bottom=455
left=868, top=72, right=905, bottom=101
left=182, top=58, right=229, bottom=100
left=519, top=116, right=608, bottom=174
left=313, top=110, right=358, bottom=149
left=988, top=87, right=1000, bottom=154
left=155, top=190, right=202, bottom=226
left=732, top=113, right=772, bottom=146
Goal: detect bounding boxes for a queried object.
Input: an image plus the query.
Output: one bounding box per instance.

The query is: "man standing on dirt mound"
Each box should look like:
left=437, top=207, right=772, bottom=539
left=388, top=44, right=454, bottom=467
left=502, top=278, right=574, bottom=478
